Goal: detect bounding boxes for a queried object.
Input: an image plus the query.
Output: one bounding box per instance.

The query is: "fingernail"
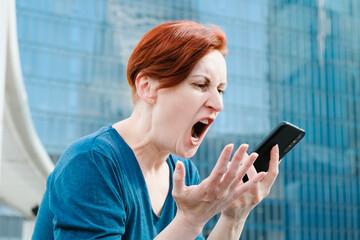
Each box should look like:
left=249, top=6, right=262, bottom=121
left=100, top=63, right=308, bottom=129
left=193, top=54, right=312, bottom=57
left=175, top=162, right=181, bottom=171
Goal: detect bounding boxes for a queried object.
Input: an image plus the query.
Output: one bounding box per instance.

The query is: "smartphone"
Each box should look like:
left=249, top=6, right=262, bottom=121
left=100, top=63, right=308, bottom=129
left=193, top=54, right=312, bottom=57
left=243, top=121, right=305, bottom=181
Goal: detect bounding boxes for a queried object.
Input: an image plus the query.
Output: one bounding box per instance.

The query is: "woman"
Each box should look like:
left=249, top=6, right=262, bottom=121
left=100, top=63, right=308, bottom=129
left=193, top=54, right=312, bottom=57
left=32, top=21, right=279, bottom=240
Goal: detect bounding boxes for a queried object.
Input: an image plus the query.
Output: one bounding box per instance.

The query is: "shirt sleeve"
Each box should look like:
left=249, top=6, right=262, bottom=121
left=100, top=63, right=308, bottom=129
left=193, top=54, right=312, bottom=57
left=48, top=150, right=127, bottom=239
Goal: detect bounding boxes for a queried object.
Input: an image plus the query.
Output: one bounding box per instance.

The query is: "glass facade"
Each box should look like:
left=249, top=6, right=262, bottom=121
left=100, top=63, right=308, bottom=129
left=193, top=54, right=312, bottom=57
left=2, top=0, right=359, bottom=239
left=267, top=1, right=360, bottom=239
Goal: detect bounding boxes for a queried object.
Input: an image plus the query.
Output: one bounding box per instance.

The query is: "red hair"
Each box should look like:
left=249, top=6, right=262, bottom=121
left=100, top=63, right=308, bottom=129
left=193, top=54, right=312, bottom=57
left=127, top=21, right=228, bottom=102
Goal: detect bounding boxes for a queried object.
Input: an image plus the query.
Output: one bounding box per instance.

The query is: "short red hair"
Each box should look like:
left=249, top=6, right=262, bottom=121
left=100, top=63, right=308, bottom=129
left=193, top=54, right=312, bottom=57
left=127, top=21, right=228, bottom=103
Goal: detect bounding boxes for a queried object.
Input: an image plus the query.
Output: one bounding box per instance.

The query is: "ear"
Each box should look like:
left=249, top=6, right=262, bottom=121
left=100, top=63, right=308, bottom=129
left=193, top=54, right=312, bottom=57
left=135, top=73, right=158, bottom=104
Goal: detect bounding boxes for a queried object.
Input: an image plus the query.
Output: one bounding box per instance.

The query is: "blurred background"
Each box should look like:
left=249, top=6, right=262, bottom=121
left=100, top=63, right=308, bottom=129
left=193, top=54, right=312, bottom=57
left=0, top=0, right=359, bottom=239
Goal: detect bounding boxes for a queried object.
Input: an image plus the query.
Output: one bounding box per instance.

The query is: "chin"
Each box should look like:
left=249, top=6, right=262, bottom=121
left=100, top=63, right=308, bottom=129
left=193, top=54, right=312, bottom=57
left=176, top=147, right=199, bottom=159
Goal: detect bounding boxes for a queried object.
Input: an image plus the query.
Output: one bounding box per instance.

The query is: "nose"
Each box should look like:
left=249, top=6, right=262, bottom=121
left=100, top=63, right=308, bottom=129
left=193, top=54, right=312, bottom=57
left=205, top=89, right=223, bottom=112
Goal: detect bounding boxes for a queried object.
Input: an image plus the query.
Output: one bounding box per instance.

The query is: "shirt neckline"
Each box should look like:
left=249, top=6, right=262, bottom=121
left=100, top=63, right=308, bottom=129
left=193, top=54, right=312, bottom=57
left=108, top=124, right=174, bottom=220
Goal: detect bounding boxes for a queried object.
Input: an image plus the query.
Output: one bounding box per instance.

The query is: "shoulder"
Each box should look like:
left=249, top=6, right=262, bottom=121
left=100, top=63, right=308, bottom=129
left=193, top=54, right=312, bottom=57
left=54, top=126, right=112, bottom=166
left=48, top=125, right=127, bottom=186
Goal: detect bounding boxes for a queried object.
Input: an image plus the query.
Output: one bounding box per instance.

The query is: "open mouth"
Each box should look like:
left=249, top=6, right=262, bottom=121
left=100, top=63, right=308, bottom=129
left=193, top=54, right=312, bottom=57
left=191, top=119, right=211, bottom=142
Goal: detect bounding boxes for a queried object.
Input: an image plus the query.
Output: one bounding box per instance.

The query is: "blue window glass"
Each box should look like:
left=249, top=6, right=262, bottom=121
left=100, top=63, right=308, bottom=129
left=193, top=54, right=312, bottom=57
left=2, top=1, right=358, bottom=239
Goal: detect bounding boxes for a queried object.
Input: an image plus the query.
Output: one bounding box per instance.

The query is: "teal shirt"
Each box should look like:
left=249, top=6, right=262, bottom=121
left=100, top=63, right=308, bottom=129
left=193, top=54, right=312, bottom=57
left=32, top=125, right=204, bottom=239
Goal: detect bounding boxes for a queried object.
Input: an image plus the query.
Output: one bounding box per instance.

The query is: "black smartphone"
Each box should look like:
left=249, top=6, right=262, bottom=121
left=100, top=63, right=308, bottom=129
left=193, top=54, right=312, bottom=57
left=243, top=121, right=305, bottom=181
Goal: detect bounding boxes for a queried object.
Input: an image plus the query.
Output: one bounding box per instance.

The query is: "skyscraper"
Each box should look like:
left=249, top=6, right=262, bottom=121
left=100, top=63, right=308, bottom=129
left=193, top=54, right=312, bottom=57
left=1, top=0, right=359, bottom=239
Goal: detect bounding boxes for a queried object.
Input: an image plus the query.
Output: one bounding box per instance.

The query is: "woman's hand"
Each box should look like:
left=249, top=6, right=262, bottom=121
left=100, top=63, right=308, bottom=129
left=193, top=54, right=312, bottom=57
left=171, top=144, right=267, bottom=231
left=221, top=144, right=280, bottom=222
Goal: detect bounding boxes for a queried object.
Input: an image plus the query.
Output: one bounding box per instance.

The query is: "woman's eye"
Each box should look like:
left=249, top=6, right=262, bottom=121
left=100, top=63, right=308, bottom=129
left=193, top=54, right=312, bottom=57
left=218, top=89, right=225, bottom=94
left=195, top=83, right=207, bottom=90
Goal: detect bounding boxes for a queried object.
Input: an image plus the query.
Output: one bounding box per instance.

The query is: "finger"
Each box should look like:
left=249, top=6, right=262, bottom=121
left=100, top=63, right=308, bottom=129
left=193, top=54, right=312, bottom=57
left=244, top=153, right=259, bottom=179
left=220, top=144, right=248, bottom=188
left=172, top=161, right=186, bottom=199
left=229, top=152, right=258, bottom=190
left=209, top=144, right=234, bottom=185
left=233, top=171, right=266, bottom=199
left=262, top=144, right=280, bottom=188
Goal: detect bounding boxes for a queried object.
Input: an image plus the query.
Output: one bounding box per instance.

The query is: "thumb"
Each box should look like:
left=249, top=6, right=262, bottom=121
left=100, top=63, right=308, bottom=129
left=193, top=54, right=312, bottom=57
left=172, top=161, right=185, bottom=198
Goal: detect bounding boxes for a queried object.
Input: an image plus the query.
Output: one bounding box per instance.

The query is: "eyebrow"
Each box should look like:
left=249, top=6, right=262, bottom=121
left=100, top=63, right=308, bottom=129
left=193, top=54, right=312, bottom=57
left=191, top=74, right=209, bottom=80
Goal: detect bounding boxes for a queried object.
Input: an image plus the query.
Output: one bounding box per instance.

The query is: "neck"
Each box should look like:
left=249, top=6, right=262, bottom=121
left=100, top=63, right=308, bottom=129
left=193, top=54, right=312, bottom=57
left=113, top=104, right=169, bottom=172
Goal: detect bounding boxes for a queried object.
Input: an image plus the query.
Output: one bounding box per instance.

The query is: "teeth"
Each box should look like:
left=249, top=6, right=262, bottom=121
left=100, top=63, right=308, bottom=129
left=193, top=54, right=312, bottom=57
left=200, top=119, right=209, bottom=125
left=192, top=136, right=199, bottom=142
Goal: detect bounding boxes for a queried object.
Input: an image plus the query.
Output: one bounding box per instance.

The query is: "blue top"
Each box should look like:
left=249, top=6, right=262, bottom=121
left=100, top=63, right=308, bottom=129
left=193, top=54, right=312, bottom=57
left=32, top=125, right=204, bottom=240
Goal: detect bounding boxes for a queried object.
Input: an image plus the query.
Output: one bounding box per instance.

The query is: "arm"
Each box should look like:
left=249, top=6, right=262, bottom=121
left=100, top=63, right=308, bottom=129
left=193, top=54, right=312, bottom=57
left=48, top=152, right=127, bottom=239
left=207, top=214, right=247, bottom=240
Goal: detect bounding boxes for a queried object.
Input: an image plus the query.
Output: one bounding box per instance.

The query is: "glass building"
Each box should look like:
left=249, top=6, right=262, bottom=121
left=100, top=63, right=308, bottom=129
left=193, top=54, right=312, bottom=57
left=1, top=0, right=359, bottom=239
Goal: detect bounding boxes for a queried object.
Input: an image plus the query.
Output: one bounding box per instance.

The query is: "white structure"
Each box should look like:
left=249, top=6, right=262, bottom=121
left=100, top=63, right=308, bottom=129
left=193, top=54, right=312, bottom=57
left=0, top=0, right=54, bottom=237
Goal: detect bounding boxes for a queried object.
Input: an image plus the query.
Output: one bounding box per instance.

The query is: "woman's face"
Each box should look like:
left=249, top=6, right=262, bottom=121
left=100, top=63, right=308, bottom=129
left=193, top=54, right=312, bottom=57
left=151, top=50, right=227, bottom=158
